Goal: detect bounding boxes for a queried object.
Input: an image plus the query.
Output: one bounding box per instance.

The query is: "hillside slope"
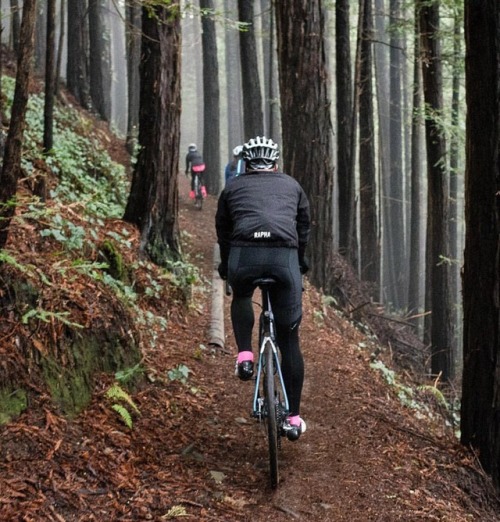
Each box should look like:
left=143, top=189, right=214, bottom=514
left=0, top=161, right=499, bottom=521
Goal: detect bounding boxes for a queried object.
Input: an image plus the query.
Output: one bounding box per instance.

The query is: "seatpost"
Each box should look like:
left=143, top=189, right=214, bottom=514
left=261, top=285, right=275, bottom=340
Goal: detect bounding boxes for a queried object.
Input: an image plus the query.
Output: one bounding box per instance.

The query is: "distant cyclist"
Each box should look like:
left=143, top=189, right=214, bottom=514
left=224, top=145, right=244, bottom=185
left=185, top=143, right=207, bottom=199
left=215, top=136, right=311, bottom=440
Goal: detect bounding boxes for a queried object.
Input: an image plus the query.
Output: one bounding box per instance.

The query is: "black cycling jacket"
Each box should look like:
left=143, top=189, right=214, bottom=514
left=185, top=150, right=204, bottom=172
left=215, top=171, right=310, bottom=264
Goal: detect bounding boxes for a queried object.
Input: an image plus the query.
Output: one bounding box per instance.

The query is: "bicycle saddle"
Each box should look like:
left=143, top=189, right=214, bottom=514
left=253, top=277, right=277, bottom=287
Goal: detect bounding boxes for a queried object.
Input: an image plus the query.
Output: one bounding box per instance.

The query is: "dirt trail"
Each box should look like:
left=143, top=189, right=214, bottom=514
left=178, top=173, right=500, bottom=521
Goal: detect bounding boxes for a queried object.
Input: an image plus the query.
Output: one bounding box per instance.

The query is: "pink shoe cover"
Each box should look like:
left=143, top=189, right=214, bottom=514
left=237, top=351, right=254, bottom=363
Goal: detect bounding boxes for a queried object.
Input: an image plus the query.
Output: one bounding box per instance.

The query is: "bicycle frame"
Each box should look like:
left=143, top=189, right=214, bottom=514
left=252, top=284, right=290, bottom=420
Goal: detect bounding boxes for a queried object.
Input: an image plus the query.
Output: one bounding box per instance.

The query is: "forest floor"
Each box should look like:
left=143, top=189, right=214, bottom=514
left=1, top=131, right=500, bottom=521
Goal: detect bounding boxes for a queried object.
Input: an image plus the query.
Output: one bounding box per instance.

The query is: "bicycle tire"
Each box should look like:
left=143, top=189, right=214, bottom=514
left=194, top=176, right=203, bottom=210
left=264, top=342, right=279, bottom=488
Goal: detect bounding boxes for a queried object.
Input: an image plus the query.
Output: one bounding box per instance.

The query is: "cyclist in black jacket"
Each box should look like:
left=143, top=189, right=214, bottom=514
left=185, top=143, right=206, bottom=199
left=215, top=136, right=310, bottom=440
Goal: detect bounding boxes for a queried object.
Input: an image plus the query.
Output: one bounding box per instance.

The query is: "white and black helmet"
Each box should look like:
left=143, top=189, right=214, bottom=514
left=188, top=143, right=197, bottom=151
left=242, top=136, right=279, bottom=170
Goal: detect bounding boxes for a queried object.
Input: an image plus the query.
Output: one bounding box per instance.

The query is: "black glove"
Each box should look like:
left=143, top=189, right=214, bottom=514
left=218, top=262, right=228, bottom=280
left=299, top=256, right=310, bottom=275
left=298, top=244, right=309, bottom=274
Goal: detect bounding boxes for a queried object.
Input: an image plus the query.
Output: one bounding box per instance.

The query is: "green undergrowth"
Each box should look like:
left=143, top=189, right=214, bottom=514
left=0, top=388, right=27, bottom=424
left=0, top=75, right=203, bottom=421
left=315, top=294, right=460, bottom=438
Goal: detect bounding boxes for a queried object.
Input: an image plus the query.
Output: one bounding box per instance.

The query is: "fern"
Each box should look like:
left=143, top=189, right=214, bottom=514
left=417, top=384, right=449, bottom=409
left=111, top=404, right=133, bottom=429
left=105, top=384, right=140, bottom=413
left=105, top=383, right=140, bottom=429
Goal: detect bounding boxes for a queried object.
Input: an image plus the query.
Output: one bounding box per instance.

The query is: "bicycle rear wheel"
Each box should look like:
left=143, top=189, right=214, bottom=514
left=194, top=175, right=203, bottom=210
left=264, top=342, right=279, bottom=488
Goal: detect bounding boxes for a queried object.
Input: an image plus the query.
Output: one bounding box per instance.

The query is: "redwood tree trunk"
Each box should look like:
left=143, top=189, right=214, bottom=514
left=88, top=0, right=111, bottom=121
left=224, top=0, right=243, bottom=152
left=408, top=8, right=423, bottom=327
left=461, top=0, right=500, bottom=488
left=387, top=0, right=406, bottom=308
left=38, top=0, right=57, bottom=201
left=123, top=4, right=181, bottom=264
left=200, top=0, right=221, bottom=195
left=358, top=0, right=380, bottom=294
left=419, top=1, right=453, bottom=380
left=275, top=0, right=334, bottom=291
left=66, top=0, right=91, bottom=109
left=126, top=2, right=141, bottom=154
left=10, top=0, right=20, bottom=55
left=238, top=0, right=263, bottom=138
left=336, top=0, right=354, bottom=259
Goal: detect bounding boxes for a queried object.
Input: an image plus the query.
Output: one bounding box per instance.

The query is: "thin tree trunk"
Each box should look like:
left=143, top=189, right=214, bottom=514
left=66, top=0, right=91, bottom=109
left=0, top=0, right=38, bottom=249
left=408, top=7, right=423, bottom=330
left=224, top=0, right=243, bottom=153
left=126, top=1, right=141, bottom=154
left=358, top=0, right=380, bottom=294
left=55, top=0, right=65, bottom=97
left=37, top=0, right=56, bottom=201
left=419, top=1, right=453, bottom=380
left=200, top=0, right=220, bottom=194
left=387, top=0, right=406, bottom=308
left=35, top=0, right=46, bottom=73
left=449, top=13, right=462, bottom=357
left=88, top=0, right=111, bottom=121
left=336, top=0, right=355, bottom=260
left=10, top=0, right=20, bottom=54
left=238, top=0, right=263, bottom=138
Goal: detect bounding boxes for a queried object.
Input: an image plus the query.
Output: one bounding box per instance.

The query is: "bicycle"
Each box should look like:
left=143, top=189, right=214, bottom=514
left=193, top=172, right=203, bottom=210
left=251, top=277, right=291, bottom=489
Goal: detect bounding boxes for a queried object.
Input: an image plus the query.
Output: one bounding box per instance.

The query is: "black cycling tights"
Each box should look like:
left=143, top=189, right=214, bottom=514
left=231, top=296, right=304, bottom=416
left=190, top=172, right=204, bottom=191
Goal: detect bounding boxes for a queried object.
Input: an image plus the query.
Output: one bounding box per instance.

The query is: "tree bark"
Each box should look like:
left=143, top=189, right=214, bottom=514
left=88, top=0, right=111, bottom=121
left=238, top=0, right=263, bottom=138
left=123, top=3, right=182, bottom=264
left=126, top=1, right=141, bottom=154
left=0, top=0, right=38, bottom=249
left=358, top=0, right=380, bottom=295
left=66, top=0, right=91, bottom=109
left=449, top=13, right=462, bottom=351
left=387, top=0, right=406, bottom=308
left=10, top=0, right=20, bottom=55
left=419, top=1, right=453, bottom=380
left=461, top=0, right=500, bottom=488
left=336, top=0, right=355, bottom=260
left=55, top=0, right=65, bottom=97
left=224, top=0, right=243, bottom=153
left=408, top=8, right=423, bottom=329
left=38, top=0, right=57, bottom=201
left=275, top=0, right=335, bottom=291
left=200, top=0, right=220, bottom=194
